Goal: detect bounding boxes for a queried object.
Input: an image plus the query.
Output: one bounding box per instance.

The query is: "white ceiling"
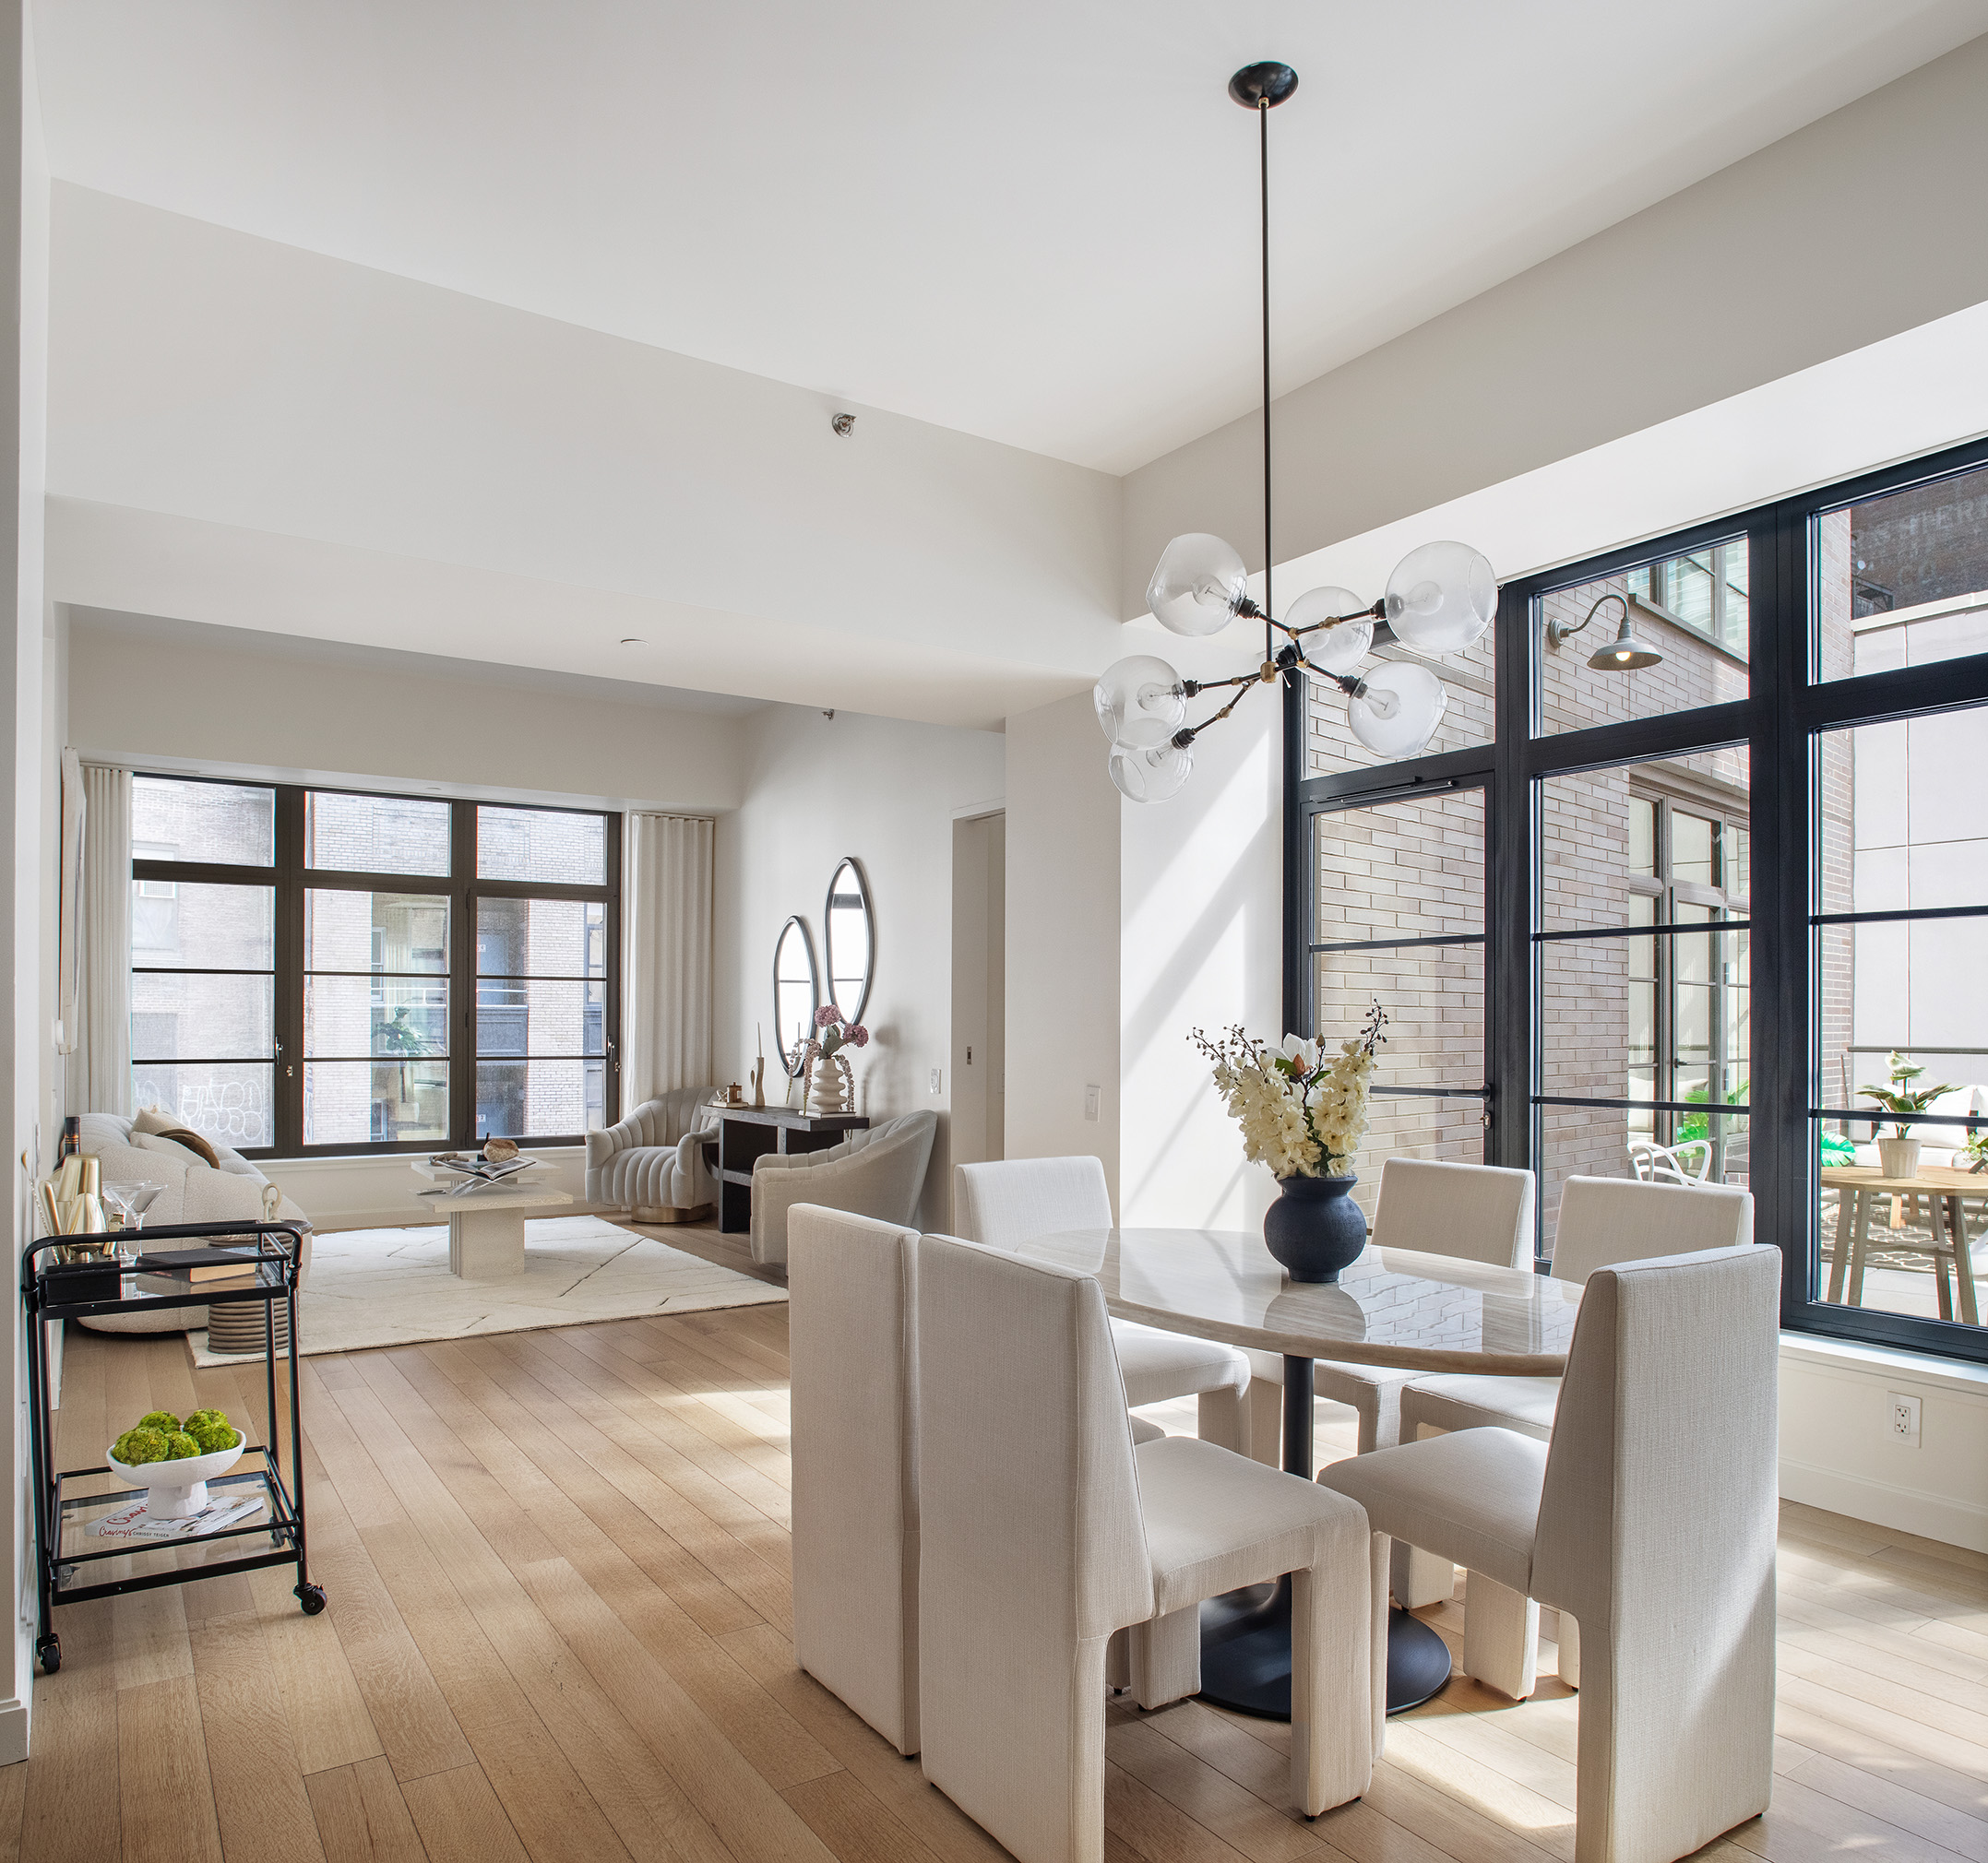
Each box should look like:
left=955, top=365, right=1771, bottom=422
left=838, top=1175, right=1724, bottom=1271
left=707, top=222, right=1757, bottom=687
left=34, top=0, right=1988, bottom=474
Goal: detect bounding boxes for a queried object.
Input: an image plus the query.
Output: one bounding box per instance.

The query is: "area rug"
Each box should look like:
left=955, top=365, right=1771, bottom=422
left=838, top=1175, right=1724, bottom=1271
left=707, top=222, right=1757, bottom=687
left=189, top=1215, right=785, bottom=1365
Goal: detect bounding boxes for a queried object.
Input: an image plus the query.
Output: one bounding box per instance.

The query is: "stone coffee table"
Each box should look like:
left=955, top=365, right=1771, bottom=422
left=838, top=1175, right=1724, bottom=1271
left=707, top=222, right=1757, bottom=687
left=410, top=1162, right=574, bottom=1279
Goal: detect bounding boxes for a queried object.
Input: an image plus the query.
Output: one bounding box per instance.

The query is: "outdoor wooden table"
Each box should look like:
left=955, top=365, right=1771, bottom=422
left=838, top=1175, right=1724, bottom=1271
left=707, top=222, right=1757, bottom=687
left=1015, top=1226, right=1582, bottom=1718
left=1820, top=1164, right=1981, bottom=1324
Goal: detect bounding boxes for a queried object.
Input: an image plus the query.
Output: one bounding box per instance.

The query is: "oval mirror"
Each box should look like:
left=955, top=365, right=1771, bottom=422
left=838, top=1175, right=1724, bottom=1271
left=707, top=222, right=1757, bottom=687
left=824, top=857, right=874, bottom=1026
left=772, top=916, right=819, bottom=1076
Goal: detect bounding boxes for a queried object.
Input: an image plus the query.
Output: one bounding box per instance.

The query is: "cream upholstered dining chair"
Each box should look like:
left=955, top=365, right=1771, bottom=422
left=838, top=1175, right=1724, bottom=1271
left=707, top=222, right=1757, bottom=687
left=789, top=1204, right=924, bottom=1755
left=916, top=1234, right=1381, bottom=1863
left=1322, top=1244, right=1780, bottom=1863
left=1389, top=1173, right=1754, bottom=1696
left=752, top=1110, right=937, bottom=1266
left=1240, top=1157, right=1535, bottom=1468
left=787, top=1203, right=1170, bottom=1759
left=953, top=1157, right=1252, bottom=1454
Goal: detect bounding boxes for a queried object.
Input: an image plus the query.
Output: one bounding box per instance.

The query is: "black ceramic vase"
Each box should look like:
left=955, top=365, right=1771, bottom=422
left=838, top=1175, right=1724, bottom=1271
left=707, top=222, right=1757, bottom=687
left=1263, top=1173, right=1365, bottom=1283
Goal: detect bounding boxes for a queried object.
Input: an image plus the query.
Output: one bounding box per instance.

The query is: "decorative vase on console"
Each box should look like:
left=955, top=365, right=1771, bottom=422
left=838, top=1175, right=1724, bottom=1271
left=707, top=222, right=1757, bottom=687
left=1194, top=1001, right=1388, bottom=1285
left=806, top=1005, right=869, bottom=1116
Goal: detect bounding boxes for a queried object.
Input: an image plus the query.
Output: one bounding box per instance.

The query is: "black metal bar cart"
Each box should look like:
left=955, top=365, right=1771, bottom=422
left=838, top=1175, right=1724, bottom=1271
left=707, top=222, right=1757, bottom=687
left=22, top=1219, right=325, bottom=1675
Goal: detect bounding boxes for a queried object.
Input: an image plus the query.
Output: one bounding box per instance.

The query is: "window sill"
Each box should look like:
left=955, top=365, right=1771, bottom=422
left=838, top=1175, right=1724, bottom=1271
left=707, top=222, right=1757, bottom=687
left=1779, top=1330, right=1988, bottom=1399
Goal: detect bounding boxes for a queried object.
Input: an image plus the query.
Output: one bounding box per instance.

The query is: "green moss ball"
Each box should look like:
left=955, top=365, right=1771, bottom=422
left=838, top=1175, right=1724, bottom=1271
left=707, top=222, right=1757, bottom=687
left=137, top=1410, right=180, bottom=1435
left=163, top=1431, right=200, bottom=1461
left=184, top=1408, right=227, bottom=1435
left=113, top=1426, right=169, bottom=1466
left=188, top=1421, right=237, bottom=1455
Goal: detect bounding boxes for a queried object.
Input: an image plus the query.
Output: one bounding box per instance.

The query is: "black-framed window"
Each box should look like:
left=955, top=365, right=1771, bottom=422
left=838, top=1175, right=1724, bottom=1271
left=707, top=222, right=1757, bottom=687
left=1284, top=433, right=1988, bottom=1364
left=131, top=781, right=621, bottom=1157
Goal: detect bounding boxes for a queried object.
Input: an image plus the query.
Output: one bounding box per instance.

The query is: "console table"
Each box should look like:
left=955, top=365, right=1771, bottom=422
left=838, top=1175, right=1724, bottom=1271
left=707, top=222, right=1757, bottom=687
left=717, top=1107, right=869, bottom=1234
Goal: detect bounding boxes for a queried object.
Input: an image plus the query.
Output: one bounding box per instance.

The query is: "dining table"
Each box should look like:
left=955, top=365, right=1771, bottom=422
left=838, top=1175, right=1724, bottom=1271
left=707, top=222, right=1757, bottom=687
left=1820, top=1163, right=1980, bottom=1324
left=1016, top=1226, right=1583, bottom=1719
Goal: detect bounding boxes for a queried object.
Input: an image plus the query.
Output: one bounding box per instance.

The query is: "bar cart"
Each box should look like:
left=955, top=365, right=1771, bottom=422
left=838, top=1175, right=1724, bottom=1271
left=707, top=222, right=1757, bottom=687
left=22, top=1219, right=324, bottom=1675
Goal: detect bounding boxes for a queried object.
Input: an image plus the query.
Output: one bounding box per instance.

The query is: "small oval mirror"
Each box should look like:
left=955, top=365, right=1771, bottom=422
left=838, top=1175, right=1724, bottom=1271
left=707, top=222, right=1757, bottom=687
left=824, top=857, right=874, bottom=1026
left=772, top=916, right=819, bottom=1076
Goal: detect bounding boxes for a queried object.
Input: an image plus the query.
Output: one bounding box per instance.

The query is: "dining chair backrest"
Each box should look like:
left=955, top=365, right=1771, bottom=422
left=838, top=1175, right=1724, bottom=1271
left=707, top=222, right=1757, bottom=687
left=1530, top=1243, right=1780, bottom=1863
left=1368, top=1157, right=1535, bottom=1269
left=1549, top=1174, right=1753, bottom=1286
left=916, top=1232, right=1155, bottom=1863
left=789, top=1204, right=923, bottom=1754
left=954, top=1155, right=1113, bottom=1251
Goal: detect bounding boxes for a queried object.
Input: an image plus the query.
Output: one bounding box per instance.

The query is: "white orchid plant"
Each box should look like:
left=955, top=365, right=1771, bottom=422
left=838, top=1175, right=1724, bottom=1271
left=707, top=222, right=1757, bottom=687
left=1191, top=1002, right=1388, bottom=1181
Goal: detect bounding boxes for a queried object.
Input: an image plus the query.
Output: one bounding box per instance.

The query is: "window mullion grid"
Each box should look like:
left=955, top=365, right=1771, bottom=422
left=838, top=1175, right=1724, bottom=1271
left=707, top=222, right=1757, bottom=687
left=451, top=799, right=477, bottom=1149
left=273, top=787, right=305, bottom=1156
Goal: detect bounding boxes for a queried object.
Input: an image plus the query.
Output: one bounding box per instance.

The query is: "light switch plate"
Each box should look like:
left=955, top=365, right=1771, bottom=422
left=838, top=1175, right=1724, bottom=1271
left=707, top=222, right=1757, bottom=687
left=1084, top=1084, right=1101, bottom=1121
left=930, top=1068, right=942, bottom=1095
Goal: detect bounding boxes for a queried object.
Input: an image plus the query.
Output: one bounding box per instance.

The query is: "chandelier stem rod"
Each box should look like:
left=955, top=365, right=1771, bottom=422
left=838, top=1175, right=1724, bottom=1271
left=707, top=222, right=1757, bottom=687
left=1259, top=95, right=1273, bottom=662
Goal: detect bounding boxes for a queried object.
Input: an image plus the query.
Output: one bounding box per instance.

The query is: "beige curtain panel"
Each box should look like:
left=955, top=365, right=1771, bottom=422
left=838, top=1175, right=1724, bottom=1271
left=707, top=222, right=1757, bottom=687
left=68, top=762, right=132, bottom=1117
left=622, top=811, right=715, bottom=1104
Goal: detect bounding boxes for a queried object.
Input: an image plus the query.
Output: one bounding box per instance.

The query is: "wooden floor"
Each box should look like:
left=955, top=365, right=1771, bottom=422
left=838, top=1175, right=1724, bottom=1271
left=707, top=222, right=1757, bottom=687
left=10, top=1221, right=1987, bottom=1863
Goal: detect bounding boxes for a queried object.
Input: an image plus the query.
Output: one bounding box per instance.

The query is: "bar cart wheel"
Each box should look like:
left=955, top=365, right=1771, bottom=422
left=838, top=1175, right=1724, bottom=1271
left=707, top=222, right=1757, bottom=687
left=297, top=1584, right=327, bottom=1616
left=35, top=1633, right=59, bottom=1674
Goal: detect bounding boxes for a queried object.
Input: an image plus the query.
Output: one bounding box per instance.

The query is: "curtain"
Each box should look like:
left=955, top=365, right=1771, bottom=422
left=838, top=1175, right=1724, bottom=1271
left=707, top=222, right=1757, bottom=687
left=622, top=813, right=714, bottom=1106
left=67, top=762, right=132, bottom=1116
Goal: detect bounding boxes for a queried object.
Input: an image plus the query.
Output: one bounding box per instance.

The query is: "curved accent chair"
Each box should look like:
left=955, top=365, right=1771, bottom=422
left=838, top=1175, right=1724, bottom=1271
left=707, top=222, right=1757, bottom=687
left=584, top=1087, right=720, bottom=1221
left=953, top=1156, right=1251, bottom=1457
left=751, top=1110, right=937, bottom=1267
left=916, top=1232, right=1381, bottom=1863
left=1323, top=1244, right=1780, bottom=1863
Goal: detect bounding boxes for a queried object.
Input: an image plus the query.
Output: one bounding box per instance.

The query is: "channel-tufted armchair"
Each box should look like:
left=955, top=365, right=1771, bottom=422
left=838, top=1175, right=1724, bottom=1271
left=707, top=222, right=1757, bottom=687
left=585, top=1087, right=720, bottom=1221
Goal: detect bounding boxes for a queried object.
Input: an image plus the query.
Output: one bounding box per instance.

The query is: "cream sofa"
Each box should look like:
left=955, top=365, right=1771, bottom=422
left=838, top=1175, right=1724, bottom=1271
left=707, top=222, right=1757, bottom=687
left=74, top=1112, right=312, bottom=1335
left=584, top=1087, right=720, bottom=1219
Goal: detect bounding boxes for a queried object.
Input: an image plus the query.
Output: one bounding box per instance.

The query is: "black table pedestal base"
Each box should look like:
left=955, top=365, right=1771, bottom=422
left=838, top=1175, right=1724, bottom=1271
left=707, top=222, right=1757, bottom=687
left=1195, top=1580, right=1453, bottom=1719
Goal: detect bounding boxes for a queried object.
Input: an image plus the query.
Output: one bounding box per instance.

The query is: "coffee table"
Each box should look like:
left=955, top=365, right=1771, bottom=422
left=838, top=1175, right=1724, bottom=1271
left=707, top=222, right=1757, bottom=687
left=410, top=1163, right=574, bottom=1279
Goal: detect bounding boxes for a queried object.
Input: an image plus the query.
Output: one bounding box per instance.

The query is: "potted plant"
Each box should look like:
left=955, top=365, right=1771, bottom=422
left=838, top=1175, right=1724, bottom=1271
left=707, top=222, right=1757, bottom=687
left=1859, top=1050, right=1953, bottom=1181
left=1193, top=1002, right=1387, bottom=1283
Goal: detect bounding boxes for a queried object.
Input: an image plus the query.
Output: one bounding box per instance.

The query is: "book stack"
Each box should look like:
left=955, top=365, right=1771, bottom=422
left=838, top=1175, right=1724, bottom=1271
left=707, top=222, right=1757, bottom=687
left=134, top=1245, right=267, bottom=1298
left=89, top=1492, right=267, bottom=1542
left=422, top=1151, right=539, bottom=1196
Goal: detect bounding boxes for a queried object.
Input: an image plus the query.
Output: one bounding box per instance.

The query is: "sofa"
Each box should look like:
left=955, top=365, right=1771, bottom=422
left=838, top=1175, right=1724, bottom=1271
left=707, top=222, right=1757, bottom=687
left=749, top=1109, right=937, bottom=1267
left=74, top=1111, right=313, bottom=1335
left=585, top=1087, right=721, bottom=1220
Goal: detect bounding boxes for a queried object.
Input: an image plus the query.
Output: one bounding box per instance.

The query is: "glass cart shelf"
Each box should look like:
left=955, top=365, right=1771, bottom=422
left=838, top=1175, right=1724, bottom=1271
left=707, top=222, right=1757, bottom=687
left=52, top=1452, right=299, bottom=1596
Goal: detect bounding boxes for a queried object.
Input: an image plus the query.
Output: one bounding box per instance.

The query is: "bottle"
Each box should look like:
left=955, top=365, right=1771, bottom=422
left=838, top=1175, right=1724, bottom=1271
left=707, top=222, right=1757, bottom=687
left=57, top=1116, right=80, bottom=1161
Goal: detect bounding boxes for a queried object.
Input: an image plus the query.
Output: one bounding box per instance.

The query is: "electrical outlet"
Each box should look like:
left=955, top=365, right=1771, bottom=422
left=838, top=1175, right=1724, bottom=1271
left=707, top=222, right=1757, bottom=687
left=929, top=1068, right=942, bottom=1095
left=1084, top=1084, right=1101, bottom=1122
left=1888, top=1391, right=1922, bottom=1447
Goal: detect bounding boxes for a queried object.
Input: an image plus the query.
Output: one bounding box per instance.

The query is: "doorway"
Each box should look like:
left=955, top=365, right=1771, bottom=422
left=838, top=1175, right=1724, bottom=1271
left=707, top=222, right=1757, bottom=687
left=950, top=812, right=1006, bottom=1202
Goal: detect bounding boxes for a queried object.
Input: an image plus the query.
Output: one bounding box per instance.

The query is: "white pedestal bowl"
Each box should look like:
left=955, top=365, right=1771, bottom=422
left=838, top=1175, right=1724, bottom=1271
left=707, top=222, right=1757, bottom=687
left=105, top=1430, right=245, bottom=1519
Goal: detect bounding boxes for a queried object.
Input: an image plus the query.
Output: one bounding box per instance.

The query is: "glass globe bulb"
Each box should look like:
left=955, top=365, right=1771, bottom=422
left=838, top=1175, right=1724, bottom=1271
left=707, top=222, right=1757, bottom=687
left=1093, top=654, right=1186, bottom=748
left=1147, top=532, right=1249, bottom=637
left=1347, top=661, right=1446, bottom=759
left=1383, top=540, right=1496, bottom=653
left=1284, top=585, right=1373, bottom=676
left=1108, top=738, right=1194, bottom=804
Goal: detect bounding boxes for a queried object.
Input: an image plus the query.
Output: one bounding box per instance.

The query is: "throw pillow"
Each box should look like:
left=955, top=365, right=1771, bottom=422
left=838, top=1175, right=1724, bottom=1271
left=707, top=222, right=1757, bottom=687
left=134, top=1130, right=220, bottom=1170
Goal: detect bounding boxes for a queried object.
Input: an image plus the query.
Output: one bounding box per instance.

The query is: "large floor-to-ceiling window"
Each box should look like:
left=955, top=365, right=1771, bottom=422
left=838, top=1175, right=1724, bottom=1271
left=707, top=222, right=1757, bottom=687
left=1290, top=437, right=1988, bottom=1362
left=132, top=779, right=620, bottom=1156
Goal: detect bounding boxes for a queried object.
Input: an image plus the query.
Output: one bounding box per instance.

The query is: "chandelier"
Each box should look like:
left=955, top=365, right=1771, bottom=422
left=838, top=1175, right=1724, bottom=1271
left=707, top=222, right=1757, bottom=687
left=1095, top=61, right=1498, bottom=803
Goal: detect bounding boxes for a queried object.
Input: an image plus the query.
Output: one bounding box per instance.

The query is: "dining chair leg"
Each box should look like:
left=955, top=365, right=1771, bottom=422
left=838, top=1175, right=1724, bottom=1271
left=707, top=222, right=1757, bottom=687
left=1246, top=1375, right=1282, bottom=1468
left=1126, top=1606, right=1200, bottom=1712
left=1197, top=1384, right=1250, bottom=1458
left=1391, top=1541, right=1455, bottom=1610
left=1289, top=1556, right=1376, bottom=1819
left=1105, top=1629, right=1129, bottom=1692
left=1459, top=1571, right=1538, bottom=1702
left=1556, top=1612, right=1580, bottom=1690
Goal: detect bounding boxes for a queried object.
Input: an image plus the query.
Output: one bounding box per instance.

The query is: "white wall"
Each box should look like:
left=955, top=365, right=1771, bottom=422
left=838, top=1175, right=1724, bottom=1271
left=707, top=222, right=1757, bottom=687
left=947, top=811, right=1005, bottom=1187
left=1, top=0, right=43, bottom=1760
left=1119, top=691, right=1283, bottom=1232
left=713, top=706, right=1004, bottom=1232
left=47, top=185, right=1122, bottom=730
left=1124, top=32, right=1988, bottom=618
left=66, top=609, right=747, bottom=813
left=1005, top=693, right=1120, bottom=1206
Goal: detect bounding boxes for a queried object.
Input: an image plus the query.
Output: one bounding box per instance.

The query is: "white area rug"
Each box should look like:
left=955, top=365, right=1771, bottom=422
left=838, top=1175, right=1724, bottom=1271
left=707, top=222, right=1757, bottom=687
left=189, top=1215, right=784, bottom=1365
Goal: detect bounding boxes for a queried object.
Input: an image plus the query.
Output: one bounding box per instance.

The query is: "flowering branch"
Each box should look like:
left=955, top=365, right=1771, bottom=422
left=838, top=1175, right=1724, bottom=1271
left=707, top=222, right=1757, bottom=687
left=1191, top=1001, right=1388, bottom=1181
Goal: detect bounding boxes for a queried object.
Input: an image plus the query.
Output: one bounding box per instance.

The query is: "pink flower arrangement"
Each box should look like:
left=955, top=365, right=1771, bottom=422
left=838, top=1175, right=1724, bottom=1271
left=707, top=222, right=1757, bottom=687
left=814, top=1006, right=870, bottom=1056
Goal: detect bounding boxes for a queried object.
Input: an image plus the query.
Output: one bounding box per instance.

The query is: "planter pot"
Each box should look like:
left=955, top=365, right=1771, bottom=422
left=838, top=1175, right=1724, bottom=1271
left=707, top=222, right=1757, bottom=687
left=1876, top=1134, right=1923, bottom=1181
left=1263, top=1174, right=1367, bottom=1284
left=105, top=1430, right=244, bottom=1520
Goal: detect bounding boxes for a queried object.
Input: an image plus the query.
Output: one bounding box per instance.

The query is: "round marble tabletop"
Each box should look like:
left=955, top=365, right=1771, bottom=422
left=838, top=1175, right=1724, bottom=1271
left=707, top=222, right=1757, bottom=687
left=1015, top=1226, right=1580, bottom=1376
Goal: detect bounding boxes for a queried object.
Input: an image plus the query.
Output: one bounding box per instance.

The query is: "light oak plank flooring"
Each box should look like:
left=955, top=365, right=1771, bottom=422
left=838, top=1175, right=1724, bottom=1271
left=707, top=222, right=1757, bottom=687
left=10, top=1221, right=1983, bottom=1863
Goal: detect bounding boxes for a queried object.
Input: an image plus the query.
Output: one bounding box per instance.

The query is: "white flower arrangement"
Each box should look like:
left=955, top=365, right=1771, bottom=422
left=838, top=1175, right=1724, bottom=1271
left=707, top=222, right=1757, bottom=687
left=1191, top=1002, right=1388, bottom=1181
